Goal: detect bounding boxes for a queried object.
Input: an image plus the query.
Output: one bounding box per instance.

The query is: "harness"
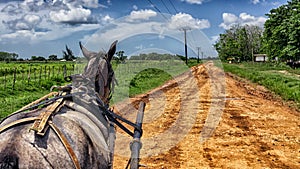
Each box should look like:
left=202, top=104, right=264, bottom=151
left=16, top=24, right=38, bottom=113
left=0, top=75, right=144, bottom=169
left=0, top=91, right=82, bottom=169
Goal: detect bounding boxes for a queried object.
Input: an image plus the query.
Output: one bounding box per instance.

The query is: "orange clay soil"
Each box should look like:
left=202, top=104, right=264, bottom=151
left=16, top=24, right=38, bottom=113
left=112, top=61, right=300, bottom=169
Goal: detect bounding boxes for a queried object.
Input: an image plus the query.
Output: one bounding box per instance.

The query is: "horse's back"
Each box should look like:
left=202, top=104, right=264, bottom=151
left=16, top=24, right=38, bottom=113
left=0, top=107, right=111, bottom=169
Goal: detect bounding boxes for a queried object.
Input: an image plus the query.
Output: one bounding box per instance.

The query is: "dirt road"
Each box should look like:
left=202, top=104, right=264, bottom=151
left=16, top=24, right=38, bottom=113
left=113, top=61, right=300, bottom=169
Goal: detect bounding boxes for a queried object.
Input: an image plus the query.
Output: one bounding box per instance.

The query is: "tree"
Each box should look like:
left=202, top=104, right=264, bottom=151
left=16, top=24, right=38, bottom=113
left=48, top=54, right=58, bottom=61
left=0, top=51, right=19, bottom=61
left=114, top=50, right=127, bottom=63
left=63, top=45, right=76, bottom=61
left=262, top=0, right=300, bottom=61
left=214, top=25, right=263, bottom=62
left=31, top=56, right=46, bottom=61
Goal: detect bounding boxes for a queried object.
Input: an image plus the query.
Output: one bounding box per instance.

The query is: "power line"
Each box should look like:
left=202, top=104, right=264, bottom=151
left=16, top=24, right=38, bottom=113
left=189, top=31, right=199, bottom=51
left=160, top=0, right=172, bottom=15
left=146, top=0, right=169, bottom=21
left=168, top=0, right=178, bottom=13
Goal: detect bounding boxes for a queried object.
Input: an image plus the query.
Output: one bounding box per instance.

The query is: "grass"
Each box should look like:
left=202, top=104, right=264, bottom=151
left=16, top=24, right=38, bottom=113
left=0, top=61, right=77, bottom=119
left=0, top=59, right=201, bottom=120
left=3, top=59, right=298, bottom=119
left=129, top=68, right=172, bottom=96
left=111, top=59, right=200, bottom=104
left=0, top=90, right=50, bottom=120
left=223, top=62, right=300, bottom=109
left=0, top=76, right=68, bottom=120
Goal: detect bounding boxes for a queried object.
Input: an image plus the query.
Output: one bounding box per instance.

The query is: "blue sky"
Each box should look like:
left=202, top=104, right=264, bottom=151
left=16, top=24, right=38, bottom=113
left=0, top=0, right=287, bottom=59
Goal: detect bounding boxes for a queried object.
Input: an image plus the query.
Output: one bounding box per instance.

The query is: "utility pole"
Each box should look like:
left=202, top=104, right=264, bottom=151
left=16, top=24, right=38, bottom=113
left=197, top=47, right=201, bottom=63
left=180, top=28, right=191, bottom=65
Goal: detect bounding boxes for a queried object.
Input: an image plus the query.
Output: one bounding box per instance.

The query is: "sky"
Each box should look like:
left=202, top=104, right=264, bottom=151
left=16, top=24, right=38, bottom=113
left=0, top=0, right=288, bottom=59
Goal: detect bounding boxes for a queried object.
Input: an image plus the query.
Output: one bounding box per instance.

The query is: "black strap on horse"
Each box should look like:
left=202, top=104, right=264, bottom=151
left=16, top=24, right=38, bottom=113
left=96, top=99, right=143, bottom=137
left=65, top=74, right=143, bottom=138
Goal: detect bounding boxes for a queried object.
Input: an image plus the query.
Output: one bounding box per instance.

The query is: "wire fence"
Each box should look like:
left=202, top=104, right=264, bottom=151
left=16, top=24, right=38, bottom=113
left=0, top=64, right=77, bottom=91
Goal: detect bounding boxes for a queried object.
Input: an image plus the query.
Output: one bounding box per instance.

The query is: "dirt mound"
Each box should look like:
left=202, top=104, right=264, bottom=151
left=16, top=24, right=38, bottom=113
left=113, top=62, right=300, bottom=168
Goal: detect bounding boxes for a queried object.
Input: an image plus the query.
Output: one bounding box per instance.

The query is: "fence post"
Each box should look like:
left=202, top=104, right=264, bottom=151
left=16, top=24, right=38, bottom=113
left=12, top=67, right=16, bottom=90
left=39, top=66, right=42, bottom=84
left=63, top=65, right=67, bottom=77
left=28, top=65, right=31, bottom=85
left=4, top=68, right=7, bottom=90
left=34, top=68, right=36, bottom=81
left=44, top=65, right=47, bottom=79
left=22, top=69, right=25, bottom=81
left=58, top=66, right=60, bottom=78
left=48, top=66, right=50, bottom=79
left=52, top=66, right=54, bottom=79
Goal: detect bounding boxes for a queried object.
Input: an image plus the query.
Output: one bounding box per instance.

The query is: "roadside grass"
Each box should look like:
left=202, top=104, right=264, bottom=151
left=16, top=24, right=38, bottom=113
left=111, top=59, right=200, bottom=104
left=128, top=59, right=200, bottom=95
left=129, top=68, right=172, bottom=97
left=223, top=62, right=300, bottom=109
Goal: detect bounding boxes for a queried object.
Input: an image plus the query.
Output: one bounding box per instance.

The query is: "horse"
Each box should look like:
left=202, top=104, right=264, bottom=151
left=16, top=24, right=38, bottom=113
left=0, top=40, right=118, bottom=169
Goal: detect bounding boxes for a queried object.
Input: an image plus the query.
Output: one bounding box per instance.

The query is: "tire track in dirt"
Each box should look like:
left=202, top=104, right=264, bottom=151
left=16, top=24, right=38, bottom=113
left=113, top=61, right=300, bottom=169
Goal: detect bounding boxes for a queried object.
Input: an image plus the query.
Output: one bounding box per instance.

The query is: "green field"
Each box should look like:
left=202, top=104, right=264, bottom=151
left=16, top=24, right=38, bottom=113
left=223, top=62, right=300, bottom=109
left=0, top=59, right=200, bottom=120
left=111, top=59, right=199, bottom=103
left=1, top=60, right=299, bottom=120
left=0, top=61, right=76, bottom=119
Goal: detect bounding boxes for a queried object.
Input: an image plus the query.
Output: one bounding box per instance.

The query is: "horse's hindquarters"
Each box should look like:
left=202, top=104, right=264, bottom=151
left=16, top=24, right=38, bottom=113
left=0, top=124, right=75, bottom=168
left=0, top=113, right=110, bottom=169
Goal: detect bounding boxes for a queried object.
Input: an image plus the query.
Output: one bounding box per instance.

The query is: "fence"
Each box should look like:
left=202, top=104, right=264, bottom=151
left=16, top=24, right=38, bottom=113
left=0, top=64, right=80, bottom=91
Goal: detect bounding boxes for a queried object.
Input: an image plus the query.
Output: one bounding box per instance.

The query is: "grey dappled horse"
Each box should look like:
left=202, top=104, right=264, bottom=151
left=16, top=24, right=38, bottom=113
left=0, top=41, right=118, bottom=169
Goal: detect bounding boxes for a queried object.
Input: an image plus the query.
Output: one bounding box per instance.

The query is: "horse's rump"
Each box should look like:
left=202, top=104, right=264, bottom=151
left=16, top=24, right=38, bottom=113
left=0, top=97, right=113, bottom=169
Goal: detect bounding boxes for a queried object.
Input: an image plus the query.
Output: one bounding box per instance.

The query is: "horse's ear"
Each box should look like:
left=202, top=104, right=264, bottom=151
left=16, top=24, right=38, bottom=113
left=79, top=41, right=96, bottom=60
left=107, top=40, right=118, bottom=62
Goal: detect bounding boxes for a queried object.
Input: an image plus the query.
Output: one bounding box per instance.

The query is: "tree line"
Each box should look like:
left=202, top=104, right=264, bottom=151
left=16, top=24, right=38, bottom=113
left=130, top=53, right=182, bottom=60
left=215, top=0, right=300, bottom=62
left=0, top=45, right=77, bottom=62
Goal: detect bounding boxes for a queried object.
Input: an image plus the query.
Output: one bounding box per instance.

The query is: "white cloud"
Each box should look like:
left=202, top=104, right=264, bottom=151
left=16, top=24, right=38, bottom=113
left=168, top=13, right=210, bottom=30
left=126, top=9, right=157, bottom=22
left=210, top=35, right=219, bottom=43
left=135, top=44, right=144, bottom=50
left=251, top=0, right=260, bottom=4
left=0, top=0, right=112, bottom=46
left=0, top=23, right=100, bottom=44
left=222, top=13, right=238, bottom=24
left=24, top=14, right=41, bottom=25
left=49, top=5, right=91, bottom=23
left=0, top=30, right=46, bottom=43
left=182, top=0, right=205, bottom=5
left=15, top=22, right=30, bottom=30
left=101, top=14, right=113, bottom=24
left=219, top=12, right=267, bottom=29
left=81, top=0, right=99, bottom=8
left=82, top=21, right=166, bottom=45
left=133, top=5, right=138, bottom=10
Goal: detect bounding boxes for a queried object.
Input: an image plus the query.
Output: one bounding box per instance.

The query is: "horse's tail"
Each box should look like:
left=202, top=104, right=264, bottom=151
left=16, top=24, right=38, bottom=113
left=0, top=154, right=18, bottom=169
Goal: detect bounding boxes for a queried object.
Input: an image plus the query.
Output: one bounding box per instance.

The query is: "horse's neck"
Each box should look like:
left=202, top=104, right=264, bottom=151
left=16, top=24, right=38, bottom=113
left=68, top=74, right=109, bottom=125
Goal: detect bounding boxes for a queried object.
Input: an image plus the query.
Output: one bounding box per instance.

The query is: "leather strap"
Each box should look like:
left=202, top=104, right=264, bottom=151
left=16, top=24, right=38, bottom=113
left=0, top=117, right=38, bottom=134
left=16, top=92, right=59, bottom=113
left=30, top=93, right=65, bottom=136
left=48, top=121, right=81, bottom=169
